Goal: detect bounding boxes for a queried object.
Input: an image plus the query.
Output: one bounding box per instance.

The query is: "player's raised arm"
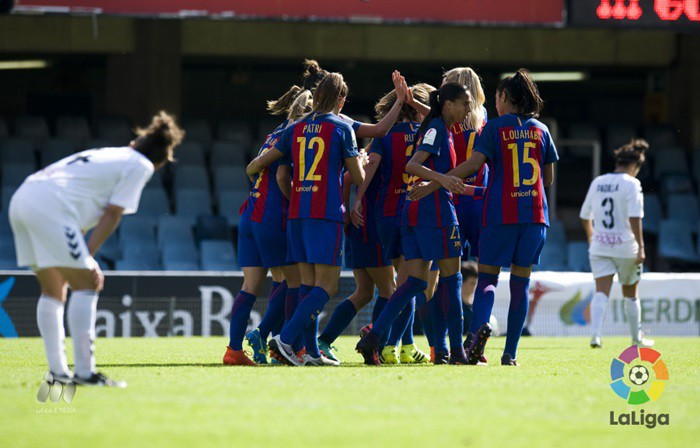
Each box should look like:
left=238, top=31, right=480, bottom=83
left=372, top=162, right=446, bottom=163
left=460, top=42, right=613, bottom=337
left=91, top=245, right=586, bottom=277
left=246, top=147, right=285, bottom=180
left=355, top=71, right=407, bottom=139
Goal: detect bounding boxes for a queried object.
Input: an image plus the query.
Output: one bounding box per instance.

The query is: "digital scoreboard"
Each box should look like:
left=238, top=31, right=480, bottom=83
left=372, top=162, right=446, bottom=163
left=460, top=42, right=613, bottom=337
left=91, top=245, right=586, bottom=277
left=569, top=1, right=700, bottom=29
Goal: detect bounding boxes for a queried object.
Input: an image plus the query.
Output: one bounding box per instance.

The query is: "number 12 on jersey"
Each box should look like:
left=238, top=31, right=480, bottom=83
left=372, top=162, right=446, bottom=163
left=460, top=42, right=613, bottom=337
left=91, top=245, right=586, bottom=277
left=296, top=136, right=325, bottom=182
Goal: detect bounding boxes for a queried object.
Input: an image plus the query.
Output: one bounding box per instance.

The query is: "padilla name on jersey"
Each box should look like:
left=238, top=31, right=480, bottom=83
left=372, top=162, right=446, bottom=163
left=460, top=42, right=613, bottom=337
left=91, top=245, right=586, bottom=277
left=474, top=114, right=558, bottom=227
left=579, top=173, right=644, bottom=258
left=240, top=121, right=291, bottom=225
left=24, top=147, right=154, bottom=230
left=276, top=112, right=359, bottom=222
left=402, top=117, right=458, bottom=228
left=369, top=121, right=420, bottom=218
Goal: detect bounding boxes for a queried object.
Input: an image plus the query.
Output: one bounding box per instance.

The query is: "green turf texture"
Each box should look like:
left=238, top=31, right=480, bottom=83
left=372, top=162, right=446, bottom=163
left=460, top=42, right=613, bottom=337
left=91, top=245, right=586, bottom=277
left=2, top=336, right=698, bottom=447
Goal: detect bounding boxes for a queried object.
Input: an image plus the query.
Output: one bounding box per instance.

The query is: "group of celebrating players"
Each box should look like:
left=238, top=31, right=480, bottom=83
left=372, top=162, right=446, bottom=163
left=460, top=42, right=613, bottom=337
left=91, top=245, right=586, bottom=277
left=225, top=60, right=559, bottom=367
left=13, top=58, right=656, bottom=386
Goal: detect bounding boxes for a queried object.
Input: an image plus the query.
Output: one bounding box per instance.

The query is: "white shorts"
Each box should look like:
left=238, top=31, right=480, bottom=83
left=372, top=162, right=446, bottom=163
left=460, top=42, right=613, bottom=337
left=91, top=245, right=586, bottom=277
left=589, top=254, right=642, bottom=286
left=9, top=184, right=93, bottom=270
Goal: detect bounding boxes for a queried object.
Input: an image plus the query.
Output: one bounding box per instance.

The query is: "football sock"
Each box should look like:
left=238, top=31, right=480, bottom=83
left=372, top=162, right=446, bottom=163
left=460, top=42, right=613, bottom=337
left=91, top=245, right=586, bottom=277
left=417, top=295, right=435, bottom=347
left=432, top=289, right=448, bottom=354
left=470, top=272, right=499, bottom=334
left=400, top=307, right=415, bottom=346
left=280, top=286, right=330, bottom=347
left=504, top=274, right=530, bottom=359
left=285, top=287, right=301, bottom=321
left=386, top=296, right=415, bottom=346
left=370, top=277, right=427, bottom=339
left=67, top=290, right=99, bottom=379
left=462, top=302, right=473, bottom=334
left=440, top=273, right=464, bottom=350
left=590, top=292, right=608, bottom=338
left=303, top=318, right=321, bottom=358
left=227, top=291, right=256, bottom=350
left=36, top=295, right=71, bottom=376
left=623, top=297, right=642, bottom=342
left=319, top=299, right=357, bottom=345
left=372, top=296, right=388, bottom=323
left=257, top=281, right=286, bottom=340
left=289, top=285, right=311, bottom=351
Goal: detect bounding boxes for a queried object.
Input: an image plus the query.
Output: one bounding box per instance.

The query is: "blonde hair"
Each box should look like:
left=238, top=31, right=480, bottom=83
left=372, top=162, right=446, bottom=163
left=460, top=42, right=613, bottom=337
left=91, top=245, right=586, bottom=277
left=374, top=83, right=435, bottom=122
left=312, top=72, right=348, bottom=114
left=443, top=67, right=486, bottom=130
left=287, top=89, right=313, bottom=121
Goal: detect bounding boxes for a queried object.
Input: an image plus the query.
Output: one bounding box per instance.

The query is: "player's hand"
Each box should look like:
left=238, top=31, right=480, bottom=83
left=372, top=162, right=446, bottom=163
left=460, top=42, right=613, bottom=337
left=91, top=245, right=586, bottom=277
left=90, top=259, right=104, bottom=292
left=405, top=85, right=415, bottom=106
left=408, top=182, right=432, bottom=201
left=635, top=247, right=646, bottom=265
left=396, top=77, right=408, bottom=103
left=439, top=175, right=466, bottom=195
left=350, top=199, right=364, bottom=228
left=358, top=148, right=370, bottom=167
left=245, top=161, right=260, bottom=181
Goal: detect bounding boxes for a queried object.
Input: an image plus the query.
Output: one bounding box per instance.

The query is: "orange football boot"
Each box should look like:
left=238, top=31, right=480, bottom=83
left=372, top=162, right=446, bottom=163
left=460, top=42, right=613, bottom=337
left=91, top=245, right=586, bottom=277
left=223, top=346, right=256, bottom=366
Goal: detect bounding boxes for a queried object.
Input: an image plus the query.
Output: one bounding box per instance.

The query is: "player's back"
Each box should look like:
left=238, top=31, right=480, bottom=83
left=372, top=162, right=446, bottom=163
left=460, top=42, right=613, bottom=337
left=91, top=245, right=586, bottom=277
left=243, top=121, right=290, bottom=224
left=372, top=121, right=419, bottom=218
left=23, top=147, right=154, bottom=229
left=475, top=114, right=558, bottom=226
left=282, top=112, right=358, bottom=222
left=581, top=173, right=643, bottom=257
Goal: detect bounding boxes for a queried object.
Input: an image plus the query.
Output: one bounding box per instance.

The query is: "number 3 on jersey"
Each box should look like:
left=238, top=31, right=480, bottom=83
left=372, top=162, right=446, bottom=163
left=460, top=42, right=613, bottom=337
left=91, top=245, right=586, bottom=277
left=509, top=142, right=540, bottom=187
left=297, top=136, right=325, bottom=182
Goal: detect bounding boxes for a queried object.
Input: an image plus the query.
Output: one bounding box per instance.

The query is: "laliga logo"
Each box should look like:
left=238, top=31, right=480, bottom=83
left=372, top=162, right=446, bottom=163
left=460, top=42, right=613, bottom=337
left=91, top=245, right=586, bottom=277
left=596, top=1, right=700, bottom=21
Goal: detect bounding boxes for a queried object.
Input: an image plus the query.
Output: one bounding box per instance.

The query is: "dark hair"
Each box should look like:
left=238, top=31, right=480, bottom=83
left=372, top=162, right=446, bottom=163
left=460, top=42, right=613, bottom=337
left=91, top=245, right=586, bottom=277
left=312, top=72, right=348, bottom=114
left=417, top=82, right=470, bottom=136
left=374, top=83, right=435, bottom=123
left=461, top=260, right=478, bottom=279
left=614, top=138, right=648, bottom=167
left=302, top=59, right=329, bottom=92
left=132, top=111, right=184, bottom=165
left=497, top=69, right=543, bottom=118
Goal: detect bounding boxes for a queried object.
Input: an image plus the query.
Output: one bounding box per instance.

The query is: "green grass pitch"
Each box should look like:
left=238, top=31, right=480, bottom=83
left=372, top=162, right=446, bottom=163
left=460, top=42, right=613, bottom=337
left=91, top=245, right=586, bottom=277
left=2, top=336, right=698, bottom=447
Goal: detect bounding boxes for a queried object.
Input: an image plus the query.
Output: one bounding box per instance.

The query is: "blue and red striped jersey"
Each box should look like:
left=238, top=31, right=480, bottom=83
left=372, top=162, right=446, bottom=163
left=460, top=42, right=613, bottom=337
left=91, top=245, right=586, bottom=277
left=347, top=174, right=381, bottom=243
left=474, top=114, right=559, bottom=226
left=276, top=112, right=359, bottom=222
left=240, top=120, right=291, bottom=226
left=401, top=117, right=458, bottom=228
left=451, top=108, right=489, bottom=205
left=368, top=121, right=420, bottom=218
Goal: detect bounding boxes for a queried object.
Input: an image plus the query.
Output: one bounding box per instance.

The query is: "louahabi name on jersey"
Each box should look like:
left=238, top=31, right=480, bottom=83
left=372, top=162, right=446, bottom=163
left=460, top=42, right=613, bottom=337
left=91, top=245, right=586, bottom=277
left=500, top=128, right=542, bottom=142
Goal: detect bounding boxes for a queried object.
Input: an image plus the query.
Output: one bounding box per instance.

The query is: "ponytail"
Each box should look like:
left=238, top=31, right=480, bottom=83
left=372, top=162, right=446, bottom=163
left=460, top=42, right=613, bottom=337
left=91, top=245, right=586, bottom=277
left=132, top=110, right=185, bottom=165
left=267, top=85, right=302, bottom=116
left=288, top=89, right=313, bottom=122
left=301, top=59, right=329, bottom=92
left=497, top=68, right=543, bottom=118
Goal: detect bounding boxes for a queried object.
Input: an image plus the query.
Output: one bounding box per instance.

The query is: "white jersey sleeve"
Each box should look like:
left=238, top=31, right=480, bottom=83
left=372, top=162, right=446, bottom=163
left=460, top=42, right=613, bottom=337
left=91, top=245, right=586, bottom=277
left=109, top=161, right=154, bottom=214
left=626, top=179, right=644, bottom=218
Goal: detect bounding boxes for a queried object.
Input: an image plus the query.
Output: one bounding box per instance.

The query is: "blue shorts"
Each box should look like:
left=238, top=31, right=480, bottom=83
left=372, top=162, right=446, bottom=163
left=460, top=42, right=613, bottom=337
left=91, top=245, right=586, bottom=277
left=376, top=216, right=402, bottom=260
left=344, top=231, right=391, bottom=269
left=455, top=199, right=484, bottom=259
left=287, top=218, right=344, bottom=266
left=479, top=224, right=547, bottom=268
left=237, top=216, right=289, bottom=268
left=401, top=225, right=462, bottom=262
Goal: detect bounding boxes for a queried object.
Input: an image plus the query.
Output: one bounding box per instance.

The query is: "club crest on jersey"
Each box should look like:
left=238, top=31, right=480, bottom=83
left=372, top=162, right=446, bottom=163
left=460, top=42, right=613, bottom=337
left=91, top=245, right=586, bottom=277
left=423, top=128, right=438, bottom=146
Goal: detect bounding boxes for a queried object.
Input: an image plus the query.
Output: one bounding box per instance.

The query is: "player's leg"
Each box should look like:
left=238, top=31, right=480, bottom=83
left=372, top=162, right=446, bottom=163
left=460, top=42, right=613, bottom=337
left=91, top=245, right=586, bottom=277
left=436, top=255, right=466, bottom=364
left=618, top=259, right=652, bottom=346
left=590, top=263, right=615, bottom=348
left=244, top=267, right=286, bottom=364
left=59, top=266, right=123, bottom=386
left=226, top=266, right=267, bottom=366
left=417, top=269, right=441, bottom=362
left=34, top=268, right=72, bottom=381
left=280, top=264, right=302, bottom=353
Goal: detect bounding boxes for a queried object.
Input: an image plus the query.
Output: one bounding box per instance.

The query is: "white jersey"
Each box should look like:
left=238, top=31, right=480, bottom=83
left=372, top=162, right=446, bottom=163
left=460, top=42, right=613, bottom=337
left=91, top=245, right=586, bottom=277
left=22, top=147, right=154, bottom=231
left=579, top=173, right=644, bottom=258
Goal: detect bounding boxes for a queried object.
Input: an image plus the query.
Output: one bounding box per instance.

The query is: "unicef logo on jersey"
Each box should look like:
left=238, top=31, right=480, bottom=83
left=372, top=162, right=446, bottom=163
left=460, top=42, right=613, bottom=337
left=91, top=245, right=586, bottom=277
left=608, top=345, right=670, bottom=428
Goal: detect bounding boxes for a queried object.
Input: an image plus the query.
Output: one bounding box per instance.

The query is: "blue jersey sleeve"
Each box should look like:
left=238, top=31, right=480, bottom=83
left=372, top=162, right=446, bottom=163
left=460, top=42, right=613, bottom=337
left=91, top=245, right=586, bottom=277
left=416, top=120, right=444, bottom=156
left=352, top=120, right=362, bottom=132
left=340, top=125, right=359, bottom=159
left=368, top=136, right=384, bottom=157
left=474, top=121, right=496, bottom=161
left=275, top=125, right=294, bottom=157
left=543, top=133, right=559, bottom=164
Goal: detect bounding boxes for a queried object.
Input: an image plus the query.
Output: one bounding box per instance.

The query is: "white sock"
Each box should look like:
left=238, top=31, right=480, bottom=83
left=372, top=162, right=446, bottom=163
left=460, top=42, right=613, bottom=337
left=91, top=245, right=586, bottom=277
left=36, top=295, right=71, bottom=376
left=590, top=292, right=608, bottom=338
left=67, top=290, right=99, bottom=378
left=623, top=297, right=642, bottom=342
